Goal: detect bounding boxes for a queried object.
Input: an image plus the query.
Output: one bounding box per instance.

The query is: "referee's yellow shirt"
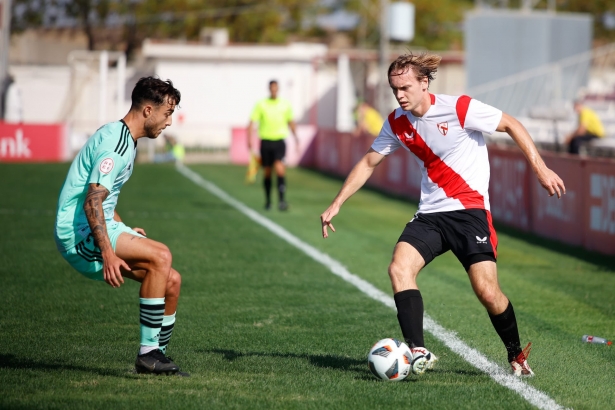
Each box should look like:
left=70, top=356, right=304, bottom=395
left=580, top=107, right=605, bottom=138
left=250, top=98, right=293, bottom=141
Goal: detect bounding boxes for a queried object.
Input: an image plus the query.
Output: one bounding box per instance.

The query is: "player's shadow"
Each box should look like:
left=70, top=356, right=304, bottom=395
left=208, top=348, right=364, bottom=371
left=206, top=348, right=371, bottom=378
left=203, top=348, right=424, bottom=382
left=0, top=353, right=137, bottom=379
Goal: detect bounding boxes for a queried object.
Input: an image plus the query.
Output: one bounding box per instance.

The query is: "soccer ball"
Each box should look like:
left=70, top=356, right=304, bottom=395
left=367, top=338, right=412, bottom=381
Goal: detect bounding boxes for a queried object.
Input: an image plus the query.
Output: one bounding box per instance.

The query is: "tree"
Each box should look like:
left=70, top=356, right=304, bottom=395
left=64, top=0, right=111, bottom=51
left=555, top=0, right=615, bottom=43
left=127, top=0, right=320, bottom=44
left=11, top=0, right=111, bottom=50
left=12, top=0, right=613, bottom=54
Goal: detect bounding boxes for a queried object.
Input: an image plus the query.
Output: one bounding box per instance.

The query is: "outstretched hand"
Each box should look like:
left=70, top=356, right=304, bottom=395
left=320, top=205, right=340, bottom=238
left=537, top=167, right=566, bottom=198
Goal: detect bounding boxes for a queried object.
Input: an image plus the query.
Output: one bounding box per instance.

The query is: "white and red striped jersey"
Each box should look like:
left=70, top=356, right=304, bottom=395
left=372, top=94, right=502, bottom=213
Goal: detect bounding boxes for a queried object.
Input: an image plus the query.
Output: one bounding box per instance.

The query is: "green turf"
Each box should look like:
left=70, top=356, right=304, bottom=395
left=0, top=163, right=613, bottom=409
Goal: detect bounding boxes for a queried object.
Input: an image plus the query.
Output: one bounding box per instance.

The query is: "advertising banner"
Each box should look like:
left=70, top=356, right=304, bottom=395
left=315, top=129, right=341, bottom=174
left=531, top=153, right=585, bottom=246
left=230, top=125, right=317, bottom=167
left=303, top=130, right=615, bottom=255
left=0, top=122, right=68, bottom=162
left=584, top=160, right=615, bottom=254
left=379, top=150, right=407, bottom=197
left=488, top=148, right=532, bottom=231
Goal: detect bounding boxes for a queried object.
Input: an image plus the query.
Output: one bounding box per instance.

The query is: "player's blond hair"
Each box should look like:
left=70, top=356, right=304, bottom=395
left=387, top=53, right=442, bottom=85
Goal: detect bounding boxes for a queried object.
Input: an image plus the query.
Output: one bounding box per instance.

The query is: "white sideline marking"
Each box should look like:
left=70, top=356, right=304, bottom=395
left=176, top=163, right=566, bottom=410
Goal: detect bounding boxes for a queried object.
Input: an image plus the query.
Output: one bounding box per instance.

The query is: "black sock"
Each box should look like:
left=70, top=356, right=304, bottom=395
left=394, top=289, right=424, bottom=348
left=489, top=301, right=522, bottom=362
left=277, top=176, right=286, bottom=202
left=264, top=177, right=272, bottom=204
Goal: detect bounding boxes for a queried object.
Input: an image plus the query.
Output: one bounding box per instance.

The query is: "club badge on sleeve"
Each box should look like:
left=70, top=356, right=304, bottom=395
left=100, top=158, right=114, bottom=174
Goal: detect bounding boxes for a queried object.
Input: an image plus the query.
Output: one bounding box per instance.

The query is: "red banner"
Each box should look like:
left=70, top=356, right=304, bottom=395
left=0, top=122, right=68, bottom=162
left=309, top=129, right=615, bottom=255
left=488, top=148, right=532, bottom=231
left=584, top=160, right=615, bottom=254
left=230, top=125, right=317, bottom=167
left=530, top=153, right=586, bottom=246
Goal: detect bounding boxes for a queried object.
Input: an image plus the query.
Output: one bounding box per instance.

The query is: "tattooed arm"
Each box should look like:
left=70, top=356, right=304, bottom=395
left=84, top=183, right=131, bottom=288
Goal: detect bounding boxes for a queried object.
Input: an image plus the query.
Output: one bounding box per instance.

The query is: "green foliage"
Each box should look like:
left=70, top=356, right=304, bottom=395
left=402, top=0, right=472, bottom=50
left=557, top=0, right=615, bottom=42
left=346, top=0, right=473, bottom=50
left=10, top=0, right=615, bottom=51
left=132, top=0, right=320, bottom=43
left=10, top=0, right=46, bottom=31
left=10, top=0, right=320, bottom=50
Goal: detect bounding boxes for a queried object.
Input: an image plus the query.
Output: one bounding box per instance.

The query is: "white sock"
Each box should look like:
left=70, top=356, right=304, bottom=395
left=139, top=345, right=159, bottom=355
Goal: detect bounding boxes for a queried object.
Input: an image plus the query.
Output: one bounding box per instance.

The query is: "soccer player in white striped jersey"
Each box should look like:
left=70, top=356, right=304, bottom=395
left=55, top=77, right=187, bottom=376
left=320, top=53, right=566, bottom=377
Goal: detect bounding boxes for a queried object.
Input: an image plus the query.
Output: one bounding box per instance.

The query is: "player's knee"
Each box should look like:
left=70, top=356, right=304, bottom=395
left=388, top=261, right=405, bottom=282
left=477, top=287, right=499, bottom=308
left=151, top=244, right=173, bottom=271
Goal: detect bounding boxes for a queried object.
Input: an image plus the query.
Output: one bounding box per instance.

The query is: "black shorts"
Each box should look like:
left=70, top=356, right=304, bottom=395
left=397, top=209, right=498, bottom=271
left=260, top=139, right=286, bottom=167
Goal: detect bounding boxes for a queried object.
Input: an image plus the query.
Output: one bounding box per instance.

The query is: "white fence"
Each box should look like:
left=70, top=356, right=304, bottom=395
left=467, top=42, right=615, bottom=119
left=468, top=42, right=615, bottom=153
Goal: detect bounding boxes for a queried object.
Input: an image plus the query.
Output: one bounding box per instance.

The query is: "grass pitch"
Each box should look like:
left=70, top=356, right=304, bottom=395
left=1, top=163, right=614, bottom=409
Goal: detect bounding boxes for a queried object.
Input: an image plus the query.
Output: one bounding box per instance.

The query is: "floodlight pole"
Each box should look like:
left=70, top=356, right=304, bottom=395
left=377, top=0, right=390, bottom=116
left=116, top=53, right=126, bottom=119
left=0, top=0, right=12, bottom=120
left=99, top=50, right=108, bottom=126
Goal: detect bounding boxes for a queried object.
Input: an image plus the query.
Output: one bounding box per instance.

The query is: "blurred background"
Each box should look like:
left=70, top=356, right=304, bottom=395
left=1, top=0, right=614, bottom=159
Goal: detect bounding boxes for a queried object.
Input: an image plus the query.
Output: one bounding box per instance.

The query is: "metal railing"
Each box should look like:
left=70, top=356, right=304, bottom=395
left=466, top=42, right=615, bottom=118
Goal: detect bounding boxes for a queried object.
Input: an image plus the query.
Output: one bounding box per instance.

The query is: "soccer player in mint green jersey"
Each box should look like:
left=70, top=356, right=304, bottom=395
left=54, top=77, right=187, bottom=376
left=247, top=80, right=299, bottom=211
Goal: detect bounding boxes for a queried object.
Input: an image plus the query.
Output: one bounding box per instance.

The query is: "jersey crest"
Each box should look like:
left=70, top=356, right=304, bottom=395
left=437, top=122, right=448, bottom=136
left=99, top=158, right=114, bottom=174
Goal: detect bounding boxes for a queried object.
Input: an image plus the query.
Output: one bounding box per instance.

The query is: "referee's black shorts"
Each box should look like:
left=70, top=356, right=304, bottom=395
left=260, top=139, right=286, bottom=167
left=397, top=209, right=498, bottom=271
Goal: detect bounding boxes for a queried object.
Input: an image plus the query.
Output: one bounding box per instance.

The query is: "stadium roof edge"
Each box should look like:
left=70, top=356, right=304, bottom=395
left=141, top=38, right=463, bottom=65
left=142, top=38, right=328, bottom=62
left=325, top=49, right=464, bottom=64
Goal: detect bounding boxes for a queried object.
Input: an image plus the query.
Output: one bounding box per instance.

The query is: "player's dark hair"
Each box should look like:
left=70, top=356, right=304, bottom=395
left=388, top=53, right=442, bottom=85
left=269, top=80, right=278, bottom=86
left=131, top=77, right=181, bottom=109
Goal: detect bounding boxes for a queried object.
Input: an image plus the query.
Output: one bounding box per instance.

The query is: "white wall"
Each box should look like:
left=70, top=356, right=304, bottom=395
left=9, top=42, right=468, bottom=154
left=144, top=41, right=335, bottom=149
left=155, top=59, right=322, bottom=148
left=10, top=61, right=133, bottom=153
left=9, top=65, right=70, bottom=123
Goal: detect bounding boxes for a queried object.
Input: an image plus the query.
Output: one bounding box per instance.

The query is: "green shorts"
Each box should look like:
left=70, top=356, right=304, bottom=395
left=60, top=221, right=144, bottom=281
